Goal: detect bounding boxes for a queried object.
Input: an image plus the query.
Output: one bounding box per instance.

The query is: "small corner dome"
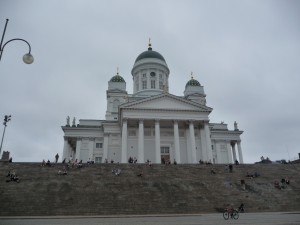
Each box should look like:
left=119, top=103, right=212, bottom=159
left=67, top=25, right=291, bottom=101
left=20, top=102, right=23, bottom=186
left=135, top=45, right=166, bottom=63
left=110, top=74, right=125, bottom=82
left=185, top=78, right=201, bottom=88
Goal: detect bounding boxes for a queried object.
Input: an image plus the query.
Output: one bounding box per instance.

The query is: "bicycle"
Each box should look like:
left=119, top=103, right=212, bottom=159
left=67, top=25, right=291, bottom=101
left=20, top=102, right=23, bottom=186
left=223, top=207, right=239, bottom=220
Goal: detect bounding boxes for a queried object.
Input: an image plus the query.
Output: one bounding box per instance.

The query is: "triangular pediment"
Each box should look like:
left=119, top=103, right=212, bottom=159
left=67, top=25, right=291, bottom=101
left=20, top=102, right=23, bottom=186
left=121, top=93, right=212, bottom=112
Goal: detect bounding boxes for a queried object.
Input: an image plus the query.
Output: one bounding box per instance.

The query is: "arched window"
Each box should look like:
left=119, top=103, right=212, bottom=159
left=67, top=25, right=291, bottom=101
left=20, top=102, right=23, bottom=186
left=142, top=80, right=147, bottom=89
left=151, top=80, right=156, bottom=88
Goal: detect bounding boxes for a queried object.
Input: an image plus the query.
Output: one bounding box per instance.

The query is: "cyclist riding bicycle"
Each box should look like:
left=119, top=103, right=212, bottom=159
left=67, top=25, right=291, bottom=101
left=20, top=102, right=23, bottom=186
left=223, top=204, right=239, bottom=220
left=225, top=204, right=234, bottom=215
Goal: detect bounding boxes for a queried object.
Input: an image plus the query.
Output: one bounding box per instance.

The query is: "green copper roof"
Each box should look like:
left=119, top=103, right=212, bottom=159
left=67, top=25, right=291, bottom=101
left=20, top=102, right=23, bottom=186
left=110, top=74, right=125, bottom=82
left=135, top=46, right=166, bottom=63
left=186, top=78, right=200, bottom=87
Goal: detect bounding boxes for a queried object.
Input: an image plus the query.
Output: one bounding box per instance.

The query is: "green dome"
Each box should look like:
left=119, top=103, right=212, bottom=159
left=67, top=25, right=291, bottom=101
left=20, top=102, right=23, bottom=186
left=110, top=74, right=125, bottom=82
left=186, top=78, right=200, bottom=87
left=135, top=46, right=166, bottom=63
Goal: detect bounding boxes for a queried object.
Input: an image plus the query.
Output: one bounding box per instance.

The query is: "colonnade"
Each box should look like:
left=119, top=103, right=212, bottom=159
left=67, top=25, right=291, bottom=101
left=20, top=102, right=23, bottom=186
left=120, top=118, right=212, bottom=164
left=62, top=121, right=243, bottom=164
left=63, top=137, right=95, bottom=162
left=231, top=141, right=244, bottom=163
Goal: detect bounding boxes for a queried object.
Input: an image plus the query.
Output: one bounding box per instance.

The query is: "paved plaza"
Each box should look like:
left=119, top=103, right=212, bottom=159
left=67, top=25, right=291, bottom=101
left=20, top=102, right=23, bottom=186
left=1, top=212, right=300, bottom=225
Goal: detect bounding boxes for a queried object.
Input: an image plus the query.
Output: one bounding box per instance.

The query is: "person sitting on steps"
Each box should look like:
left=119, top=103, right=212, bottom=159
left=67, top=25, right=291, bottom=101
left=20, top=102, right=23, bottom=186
left=46, top=160, right=51, bottom=167
left=137, top=171, right=143, bottom=177
left=6, top=170, right=20, bottom=183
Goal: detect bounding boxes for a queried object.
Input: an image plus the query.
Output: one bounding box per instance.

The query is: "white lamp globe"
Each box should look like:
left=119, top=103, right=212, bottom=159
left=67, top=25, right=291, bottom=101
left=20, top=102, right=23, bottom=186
left=23, top=53, right=34, bottom=64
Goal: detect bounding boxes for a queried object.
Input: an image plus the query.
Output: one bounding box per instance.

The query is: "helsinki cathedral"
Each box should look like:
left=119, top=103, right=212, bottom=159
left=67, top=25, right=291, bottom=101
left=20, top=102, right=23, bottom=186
left=62, top=42, right=244, bottom=164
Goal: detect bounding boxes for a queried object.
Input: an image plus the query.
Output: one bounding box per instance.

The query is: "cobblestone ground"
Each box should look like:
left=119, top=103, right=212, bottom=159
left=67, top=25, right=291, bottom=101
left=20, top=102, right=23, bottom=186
left=1, top=212, right=300, bottom=225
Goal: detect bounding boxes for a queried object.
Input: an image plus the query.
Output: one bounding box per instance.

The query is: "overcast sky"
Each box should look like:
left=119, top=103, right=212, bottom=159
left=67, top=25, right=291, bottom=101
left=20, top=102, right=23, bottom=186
left=1, top=0, right=299, bottom=163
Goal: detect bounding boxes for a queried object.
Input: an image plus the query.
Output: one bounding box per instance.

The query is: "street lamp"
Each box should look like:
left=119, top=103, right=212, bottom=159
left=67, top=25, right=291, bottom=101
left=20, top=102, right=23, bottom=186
left=0, top=19, right=34, bottom=64
left=0, top=115, right=11, bottom=157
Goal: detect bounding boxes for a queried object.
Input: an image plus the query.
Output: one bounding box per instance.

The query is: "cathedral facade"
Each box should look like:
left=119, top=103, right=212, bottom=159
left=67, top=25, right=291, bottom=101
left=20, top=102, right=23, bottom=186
left=62, top=43, right=244, bottom=164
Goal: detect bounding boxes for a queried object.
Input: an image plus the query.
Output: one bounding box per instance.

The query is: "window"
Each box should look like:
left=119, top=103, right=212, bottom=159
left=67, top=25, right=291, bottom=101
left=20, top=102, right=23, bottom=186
left=161, top=147, right=170, bottom=154
left=150, top=72, right=156, bottom=77
left=129, top=130, right=136, bottom=136
left=151, top=80, right=155, bottom=88
left=159, top=81, right=163, bottom=89
left=159, top=74, right=162, bottom=79
left=179, top=131, right=185, bottom=137
left=142, top=80, right=147, bottom=89
left=144, top=129, right=151, bottom=136
left=143, top=73, right=146, bottom=78
left=96, top=143, right=103, bottom=148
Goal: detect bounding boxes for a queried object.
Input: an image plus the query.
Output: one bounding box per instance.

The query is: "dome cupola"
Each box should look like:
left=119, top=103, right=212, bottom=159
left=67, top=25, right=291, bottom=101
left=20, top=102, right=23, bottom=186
left=184, top=72, right=206, bottom=105
left=131, top=40, right=170, bottom=97
left=110, top=72, right=125, bottom=82
left=108, top=68, right=126, bottom=91
left=186, top=77, right=201, bottom=88
left=135, top=42, right=166, bottom=63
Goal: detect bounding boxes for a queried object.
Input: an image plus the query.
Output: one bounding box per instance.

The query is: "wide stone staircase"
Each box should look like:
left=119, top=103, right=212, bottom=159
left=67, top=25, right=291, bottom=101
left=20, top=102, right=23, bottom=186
left=0, top=162, right=299, bottom=216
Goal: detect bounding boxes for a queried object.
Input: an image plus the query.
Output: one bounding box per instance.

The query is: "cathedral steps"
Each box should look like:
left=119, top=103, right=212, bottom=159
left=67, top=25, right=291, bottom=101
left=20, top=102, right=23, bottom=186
left=0, top=162, right=299, bottom=216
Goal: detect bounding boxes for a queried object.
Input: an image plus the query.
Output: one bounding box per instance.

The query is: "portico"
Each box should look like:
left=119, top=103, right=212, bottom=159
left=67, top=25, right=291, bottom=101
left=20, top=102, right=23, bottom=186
left=120, top=114, right=213, bottom=164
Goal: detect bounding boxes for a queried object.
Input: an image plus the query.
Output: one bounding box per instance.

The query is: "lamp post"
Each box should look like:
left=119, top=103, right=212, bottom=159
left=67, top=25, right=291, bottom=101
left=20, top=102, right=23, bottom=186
left=0, top=115, right=11, bottom=157
left=0, top=19, right=34, bottom=64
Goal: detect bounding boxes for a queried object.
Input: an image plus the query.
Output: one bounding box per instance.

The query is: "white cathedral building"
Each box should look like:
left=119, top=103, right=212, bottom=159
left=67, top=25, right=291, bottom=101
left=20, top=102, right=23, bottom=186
left=62, top=43, right=244, bottom=164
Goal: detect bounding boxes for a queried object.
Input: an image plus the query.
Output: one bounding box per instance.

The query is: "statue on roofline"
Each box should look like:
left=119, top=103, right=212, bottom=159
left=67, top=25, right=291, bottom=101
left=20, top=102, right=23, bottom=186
left=234, top=121, right=238, bottom=130
left=72, top=117, right=76, bottom=127
left=66, top=116, right=70, bottom=126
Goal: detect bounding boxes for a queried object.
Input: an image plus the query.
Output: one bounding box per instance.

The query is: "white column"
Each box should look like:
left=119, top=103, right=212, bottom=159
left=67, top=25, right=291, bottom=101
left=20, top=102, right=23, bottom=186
left=227, top=142, right=233, bottom=163
left=155, top=119, right=161, bottom=163
left=189, top=121, right=197, bottom=163
left=147, top=71, right=150, bottom=89
left=200, top=124, right=208, bottom=161
left=138, top=119, right=144, bottom=163
left=186, top=126, right=191, bottom=163
left=62, top=137, right=69, bottom=162
left=103, top=134, right=109, bottom=163
left=173, top=120, right=181, bottom=163
left=75, top=138, right=81, bottom=161
left=121, top=119, right=128, bottom=163
left=88, top=138, right=94, bottom=162
left=237, top=141, right=244, bottom=163
left=232, top=142, right=237, bottom=162
left=204, top=122, right=213, bottom=163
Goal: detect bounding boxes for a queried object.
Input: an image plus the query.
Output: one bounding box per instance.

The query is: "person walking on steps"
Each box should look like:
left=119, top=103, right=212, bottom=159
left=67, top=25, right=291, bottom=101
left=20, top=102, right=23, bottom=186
left=55, top=153, right=59, bottom=163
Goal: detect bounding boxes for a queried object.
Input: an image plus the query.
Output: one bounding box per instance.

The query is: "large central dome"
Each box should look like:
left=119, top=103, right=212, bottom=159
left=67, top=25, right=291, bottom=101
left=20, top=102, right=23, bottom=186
left=131, top=42, right=170, bottom=97
left=135, top=44, right=166, bottom=63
